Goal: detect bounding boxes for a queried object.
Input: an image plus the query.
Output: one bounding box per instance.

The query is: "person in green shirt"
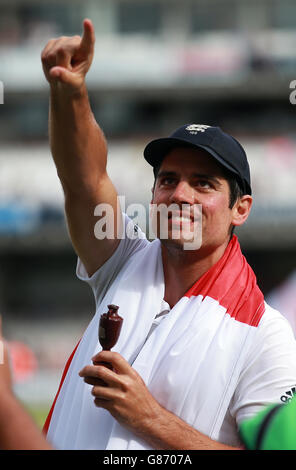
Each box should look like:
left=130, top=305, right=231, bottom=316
left=240, top=397, right=296, bottom=450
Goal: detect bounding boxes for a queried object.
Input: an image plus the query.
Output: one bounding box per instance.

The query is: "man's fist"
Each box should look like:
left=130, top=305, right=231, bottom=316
left=41, top=19, right=95, bottom=93
left=79, top=351, right=162, bottom=436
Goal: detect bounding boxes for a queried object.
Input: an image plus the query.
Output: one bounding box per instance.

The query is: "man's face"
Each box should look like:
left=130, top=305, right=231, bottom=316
left=151, top=147, right=239, bottom=252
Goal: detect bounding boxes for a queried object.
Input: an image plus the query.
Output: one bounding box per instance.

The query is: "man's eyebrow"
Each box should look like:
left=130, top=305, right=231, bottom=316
left=191, top=173, right=223, bottom=186
left=157, top=170, right=222, bottom=186
left=157, top=170, right=178, bottom=178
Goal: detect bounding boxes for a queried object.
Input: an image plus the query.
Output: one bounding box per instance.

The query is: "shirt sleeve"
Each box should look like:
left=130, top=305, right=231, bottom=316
left=76, top=212, right=149, bottom=306
left=230, top=303, right=296, bottom=426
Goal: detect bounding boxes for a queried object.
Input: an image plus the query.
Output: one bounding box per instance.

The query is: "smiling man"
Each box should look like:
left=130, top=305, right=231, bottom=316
left=146, top=128, right=252, bottom=308
left=41, top=19, right=296, bottom=450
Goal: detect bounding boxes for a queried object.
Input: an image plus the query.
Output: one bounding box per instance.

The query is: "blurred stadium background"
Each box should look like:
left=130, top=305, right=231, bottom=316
left=0, top=0, right=296, bottom=428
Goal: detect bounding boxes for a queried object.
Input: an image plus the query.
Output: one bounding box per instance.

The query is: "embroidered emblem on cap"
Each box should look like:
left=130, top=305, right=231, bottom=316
left=185, top=124, right=211, bottom=134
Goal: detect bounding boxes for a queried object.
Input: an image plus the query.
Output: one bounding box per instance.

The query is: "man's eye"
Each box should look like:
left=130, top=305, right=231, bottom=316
left=195, top=180, right=212, bottom=189
left=161, top=177, right=176, bottom=185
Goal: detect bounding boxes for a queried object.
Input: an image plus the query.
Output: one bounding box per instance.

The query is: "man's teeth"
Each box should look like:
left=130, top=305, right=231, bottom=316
left=171, top=216, right=192, bottom=222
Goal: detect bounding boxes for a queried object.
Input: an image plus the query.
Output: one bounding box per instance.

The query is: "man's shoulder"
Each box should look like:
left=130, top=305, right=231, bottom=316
left=258, top=301, right=295, bottom=339
left=262, top=300, right=289, bottom=321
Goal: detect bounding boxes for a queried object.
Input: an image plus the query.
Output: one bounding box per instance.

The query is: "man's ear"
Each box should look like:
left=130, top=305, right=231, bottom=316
left=231, top=195, right=253, bottom=227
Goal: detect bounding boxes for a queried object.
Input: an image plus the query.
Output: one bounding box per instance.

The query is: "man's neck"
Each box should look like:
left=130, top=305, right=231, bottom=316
left=161, top=240, right=230, bottom=308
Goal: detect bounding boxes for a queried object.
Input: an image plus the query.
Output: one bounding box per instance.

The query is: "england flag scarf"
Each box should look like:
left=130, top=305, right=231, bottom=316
left=44, top=235, right=265, bottom=449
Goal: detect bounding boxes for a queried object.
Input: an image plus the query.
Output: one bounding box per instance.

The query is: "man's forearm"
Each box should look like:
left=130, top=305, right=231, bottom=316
left=0, top=392, right=52, bottom=450
left=134, top=404, right=242, bottom=451
left=49, top=83, right=108, bottom=196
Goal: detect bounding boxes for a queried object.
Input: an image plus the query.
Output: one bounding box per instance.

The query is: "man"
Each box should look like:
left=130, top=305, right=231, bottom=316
left=41, top=19, right=296, bottom=450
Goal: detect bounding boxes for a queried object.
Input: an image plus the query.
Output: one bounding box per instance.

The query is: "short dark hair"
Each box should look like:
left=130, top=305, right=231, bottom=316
left=225, top=171, right=245, bottom=210
left=225, top=172, right=245, bottom=237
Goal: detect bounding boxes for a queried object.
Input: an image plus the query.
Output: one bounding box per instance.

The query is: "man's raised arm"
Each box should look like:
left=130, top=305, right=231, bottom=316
left=41, top=19, right=121, bottom=276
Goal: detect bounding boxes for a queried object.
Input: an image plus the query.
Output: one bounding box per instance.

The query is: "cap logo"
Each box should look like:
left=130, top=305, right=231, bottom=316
left=185, top=124, right=211, bottom=134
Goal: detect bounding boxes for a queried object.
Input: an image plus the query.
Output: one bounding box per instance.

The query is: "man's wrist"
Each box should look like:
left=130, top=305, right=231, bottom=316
left=50, top=80, right=88, bottom=101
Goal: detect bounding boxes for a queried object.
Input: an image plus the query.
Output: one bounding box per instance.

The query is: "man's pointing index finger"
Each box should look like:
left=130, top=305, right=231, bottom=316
left=80, top=18, right=95, bottom=53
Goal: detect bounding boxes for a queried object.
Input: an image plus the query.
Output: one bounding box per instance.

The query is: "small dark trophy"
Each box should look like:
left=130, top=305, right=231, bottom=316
left=98, top=304, right=123, bottom=370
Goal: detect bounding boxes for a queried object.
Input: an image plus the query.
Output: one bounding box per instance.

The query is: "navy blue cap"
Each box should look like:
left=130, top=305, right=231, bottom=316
left=143, top=124, right=251, bottom=195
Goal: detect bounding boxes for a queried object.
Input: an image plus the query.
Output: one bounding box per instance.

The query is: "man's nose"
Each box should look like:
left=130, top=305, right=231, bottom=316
left=170, top=181, right=195, bottom=205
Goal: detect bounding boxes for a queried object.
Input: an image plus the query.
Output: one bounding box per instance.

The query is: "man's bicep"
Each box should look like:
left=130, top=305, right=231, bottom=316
left=64, top=173, right=122, bottom=277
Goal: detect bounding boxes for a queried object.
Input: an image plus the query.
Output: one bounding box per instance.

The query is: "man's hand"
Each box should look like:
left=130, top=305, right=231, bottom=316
left=41, top=18, right=95, bottom=94
left=79, top=351, right=162, bottom=435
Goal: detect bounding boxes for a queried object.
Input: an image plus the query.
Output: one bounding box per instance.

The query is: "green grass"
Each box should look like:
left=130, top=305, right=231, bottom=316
left=23, top=402, right=51, bottom=429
